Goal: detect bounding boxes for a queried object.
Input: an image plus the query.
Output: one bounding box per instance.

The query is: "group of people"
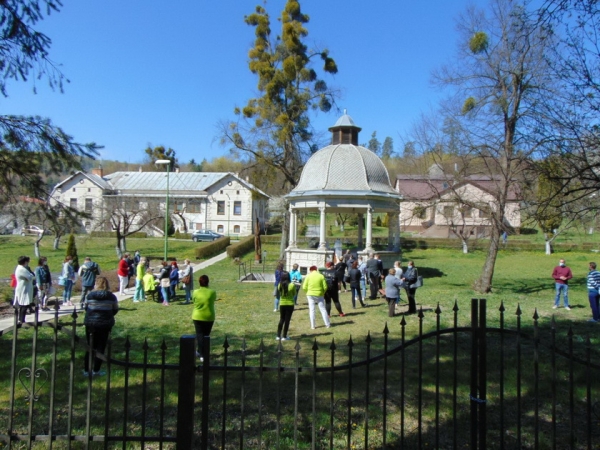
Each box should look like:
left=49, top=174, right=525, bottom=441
left=270, top=252, right=421, bottom=340
left=553, top=258, right=600, bottom=323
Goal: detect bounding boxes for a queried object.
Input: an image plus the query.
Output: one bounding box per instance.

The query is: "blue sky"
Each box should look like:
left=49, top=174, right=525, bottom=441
left=2, top=0, right=474, bottom=165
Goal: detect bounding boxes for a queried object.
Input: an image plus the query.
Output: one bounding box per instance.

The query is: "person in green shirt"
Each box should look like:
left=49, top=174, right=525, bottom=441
left=191, top=274, right=216, bottom=362
left=276, top=271, right=296, bottom=340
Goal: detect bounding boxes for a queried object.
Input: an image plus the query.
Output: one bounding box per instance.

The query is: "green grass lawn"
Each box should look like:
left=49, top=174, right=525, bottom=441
left=3, top=234, right=599, bottom=448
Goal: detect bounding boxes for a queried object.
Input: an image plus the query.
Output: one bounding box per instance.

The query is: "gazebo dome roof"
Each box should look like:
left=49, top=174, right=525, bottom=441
left=292, top=143, right=397, bottom=195
left=288, top=112, right=398, bottom=198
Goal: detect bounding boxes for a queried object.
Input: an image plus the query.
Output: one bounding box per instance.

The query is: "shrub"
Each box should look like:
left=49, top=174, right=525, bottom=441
left=66, top=233, right=79, bottom=272
left=194, top=237, right=231, bottom=260
left=226, top=235, right=255, bottom=259
left=90, top=231, right=148, bottom=238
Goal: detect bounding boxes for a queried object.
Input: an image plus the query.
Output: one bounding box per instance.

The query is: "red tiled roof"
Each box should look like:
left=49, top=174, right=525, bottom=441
left=395, top=175, right=520, bottom=201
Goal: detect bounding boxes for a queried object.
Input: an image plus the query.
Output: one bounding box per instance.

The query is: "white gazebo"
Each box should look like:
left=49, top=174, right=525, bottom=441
left=285, top=112, right=402, bottom=271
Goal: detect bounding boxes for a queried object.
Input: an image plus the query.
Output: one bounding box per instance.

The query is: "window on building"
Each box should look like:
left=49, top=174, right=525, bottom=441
left=187, top=202, right=201, bottom=213
left=233, top=201, right=241, bottom=215
left=233, top=225, right=240, bottom=233
left=443, top=205, right=454, bottom=218
left=173, top=201, right=183, bottom=212
left=85, top=198, right=93, bottom=212
left=217, top=201, right=225, bottom=215
left=236, top=190, right=240, bottom=195
left=479, top=208, right=491, bottom=219
left=85, top=221, right=91, bottom=231
left=88, top=188, right=91, bottom=192
left=72, top=188, right=75, bottom=192
left=220, top=190, right=223, bottom=194
left=217, top=225, right=224, bottom=233
left=70, top=198, right=77, bottom=209
left=415, top=206, right=427, bottom=219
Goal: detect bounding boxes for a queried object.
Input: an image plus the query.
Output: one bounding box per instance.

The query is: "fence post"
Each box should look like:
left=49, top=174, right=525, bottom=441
left=176, top=335, right=196, bottom=449
left=201, top=336, right=211, bottom=450
left=470, top=298, right=478, bottom=450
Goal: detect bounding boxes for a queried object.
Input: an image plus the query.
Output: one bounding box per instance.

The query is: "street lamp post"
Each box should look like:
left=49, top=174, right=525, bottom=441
left=155, top=159, right=171, bottom=261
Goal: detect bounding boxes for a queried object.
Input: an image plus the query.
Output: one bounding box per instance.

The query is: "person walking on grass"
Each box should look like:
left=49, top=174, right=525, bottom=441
left=552, top=258, right=573, bottom=310
left=302, top=265, right=331, bottom=330
left=401, top=261, right=419, bottom=315
left=192, top=275, right=216, bottom=363
left=133, top=257, right=146, bottom=302
left=276, top=271, right=296, bottom=340
left=35, top=257, right=52, bottom=311
left=348, top=261, right=366, bottom=309
left=79, top=256, right=100, bottom=309
left=323, top=261, right=346, bottom=317
left=587, top=262, right=600, bottom=322
left=117, top=253, right=129, bottom=295
left=83, top=277, right=118, bottom=377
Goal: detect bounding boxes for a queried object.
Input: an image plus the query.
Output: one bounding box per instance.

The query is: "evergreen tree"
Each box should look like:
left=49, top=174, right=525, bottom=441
left=368, top=132, right=381, bottom=156
left=65, top=233, right=79, bottom=271
left=381, top=137, right=394, bottom=160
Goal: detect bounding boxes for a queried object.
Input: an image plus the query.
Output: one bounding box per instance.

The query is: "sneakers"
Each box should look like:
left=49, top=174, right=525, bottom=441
left=588, top=318, right=598, bottom=322
left=93, top=370, right=106, bottom=376
left=133, top=299, right=140, bottom=303
left=565, top=306, right=571, bottom=310
left=273, top=309, right=278, bottom=312
left=339, top=313, right=346, bottom=317
left=282, top=336, right=291, bottom=341
left=275, top=336, right=281, bottom=340
left=326, top=324, right=331, bottom=329
left=552, top=305, right=558, bottom=309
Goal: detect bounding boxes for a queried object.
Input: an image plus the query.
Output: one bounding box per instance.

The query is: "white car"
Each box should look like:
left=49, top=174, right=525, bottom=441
left=20, top=225, right=45, bottom=236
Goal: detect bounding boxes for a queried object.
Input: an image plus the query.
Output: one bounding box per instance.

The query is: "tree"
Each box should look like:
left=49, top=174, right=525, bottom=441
left=98, top=197, right=163, bottom=257
left=65, top=233, right=79, bottom=272
left=219, top=0, right=338, bottom=258
left=144, top=145, right=178, bottom=170
left=381, top=137, right=394, bottom=160
left=430, top=0, right=558, bottom=293
left=0, top=2, right=99, bottom=213
left=367, top=132, right=381, bottom=156
left=403, top=141, right=417, bottom=159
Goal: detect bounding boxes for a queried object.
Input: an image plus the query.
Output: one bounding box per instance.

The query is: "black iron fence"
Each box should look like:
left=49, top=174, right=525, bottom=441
left=1, top=299, right=600, bottom=449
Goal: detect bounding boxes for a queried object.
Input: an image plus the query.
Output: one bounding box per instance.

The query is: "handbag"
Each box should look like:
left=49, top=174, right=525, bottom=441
left=181, top=274, right=191, bottom=285
left=58, top=276, right=66, bottom=286
left=410, top=276, right=424, bottom=289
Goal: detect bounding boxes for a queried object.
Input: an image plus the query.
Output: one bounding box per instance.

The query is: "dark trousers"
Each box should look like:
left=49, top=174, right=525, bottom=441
left=277, top=305, right=295, bottom=338
left=324, top=289, right=344, bottom=315
left=350, top=285, right=364, bottom=308
left=405, top=287, right=417, bottom=313
left=589, top=290, right=600, bottom=321
left=193, top=320, right=214, bottom=358
left=368, top=274, right=379, bottom=299
left=16, top=305, right=28, bottom=323
left=85, top=326, right=111, bottom=373
left=80, top=285, right=93, bottom=306
left=386, top=297, right=396, bottom=317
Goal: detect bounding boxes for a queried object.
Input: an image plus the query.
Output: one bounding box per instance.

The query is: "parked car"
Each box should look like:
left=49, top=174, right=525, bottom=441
left=191, top=230, right=224, bottom=242
left=20, top=225, right=46, bottom=236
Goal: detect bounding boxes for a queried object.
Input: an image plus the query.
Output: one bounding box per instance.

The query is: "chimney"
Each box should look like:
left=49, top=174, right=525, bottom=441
left=139, top=166, right=143, bottom=172
left=91, top=165, right=104, bottom=177
left=175, top=167, right=180, bottom=173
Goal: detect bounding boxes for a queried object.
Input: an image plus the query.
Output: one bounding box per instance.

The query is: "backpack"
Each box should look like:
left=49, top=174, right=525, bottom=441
left=324, top=271, right=337, bottom=291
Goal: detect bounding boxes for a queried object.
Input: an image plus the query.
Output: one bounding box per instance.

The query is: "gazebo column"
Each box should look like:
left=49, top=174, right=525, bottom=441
left=289, top=206, right=297, bottom=248
left=318, top=205, right=327, bottom=249
left=365, top=207, right=373, bottom=252
left=387, top=212, right=394, bottom=250
left=357, top=213, right=364, bottom=248
left=393, top=212, right=401, bottom=252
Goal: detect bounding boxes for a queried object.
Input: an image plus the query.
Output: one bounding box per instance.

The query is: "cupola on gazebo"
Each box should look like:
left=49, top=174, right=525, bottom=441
left=284, top=112, right=402, bottom=271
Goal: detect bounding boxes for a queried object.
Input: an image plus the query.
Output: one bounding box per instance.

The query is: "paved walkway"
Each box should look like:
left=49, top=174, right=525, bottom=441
left=0, top=252, right=229, bottom=333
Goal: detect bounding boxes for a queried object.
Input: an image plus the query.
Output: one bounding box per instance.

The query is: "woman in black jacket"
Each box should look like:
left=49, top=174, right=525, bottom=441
left=401, top=261, right=419, bottom=314
left=348, top=261, right=366, bottom=308
left=83, top=277, right=118, bottom=376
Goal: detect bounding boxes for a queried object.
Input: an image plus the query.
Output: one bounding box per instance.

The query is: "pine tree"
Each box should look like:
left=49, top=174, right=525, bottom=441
left=65, top=233, right=79, bottom=271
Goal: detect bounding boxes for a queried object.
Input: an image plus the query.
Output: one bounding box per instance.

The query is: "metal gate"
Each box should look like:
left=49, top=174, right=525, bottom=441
left=1, top=299, right=599, bottom=449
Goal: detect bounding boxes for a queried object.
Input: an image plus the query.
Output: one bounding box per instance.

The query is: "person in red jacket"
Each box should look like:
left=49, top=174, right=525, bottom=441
left=117, top=253, right=130, bottom=295
left=552, top=258, right=573, bottom=310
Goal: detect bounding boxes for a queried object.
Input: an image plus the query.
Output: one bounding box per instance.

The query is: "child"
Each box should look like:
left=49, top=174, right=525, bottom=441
left=142, top=268, right=158, bottom=302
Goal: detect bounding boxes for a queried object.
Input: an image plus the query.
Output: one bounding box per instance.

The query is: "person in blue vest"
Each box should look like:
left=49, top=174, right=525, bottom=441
left=78, top=256, right=100, bottom=309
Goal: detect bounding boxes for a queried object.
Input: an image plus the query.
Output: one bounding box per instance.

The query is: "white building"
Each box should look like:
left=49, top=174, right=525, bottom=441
left=50, top=167, right=270, bottom=237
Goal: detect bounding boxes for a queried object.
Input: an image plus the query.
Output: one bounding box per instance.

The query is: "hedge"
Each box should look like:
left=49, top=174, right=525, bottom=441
left=90, top=231, right=148, bottom=238
left=194, top=236, right=231, bottom=260
left=226, top=235, right=255, bottom=259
